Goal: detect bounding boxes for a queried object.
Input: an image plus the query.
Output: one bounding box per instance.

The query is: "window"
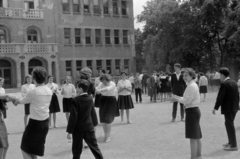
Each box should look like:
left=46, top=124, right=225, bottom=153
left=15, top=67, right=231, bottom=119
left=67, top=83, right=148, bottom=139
left=95, top=29, right=101, bottom=44
left=62, top=0, right=69, bottom=12
left=103, top=0, right=109, bottom=14
left=66, top=61, right=72, bottom=76
left=114, top=30, right=119, bottom=44
left=75, top=28, right=81, bottom=44
left=121, top=0, right=127, bottom=15
left=85, top=29, right=91, bottom=44
left=84, top=0, right=90, bottom=13
left=123, top=30, right=128, bottom=44
left=93, top=0, right=101, bottom=14
left=76, top=60, right=82, bottom=75
left=96, top=60, right=102, bottom=71
left=87, top=60, right=92, bottom=71
left=24, top=0, right=34, bottom=9
left=0, top=29, right=6, bottom=43
left=27, top=29, right=38, bottom=43
left=105, top=29, right=111, bottom=44
left=73, top=0, right=80, bottom=13
left=106, top=60, right=112, bottom=74
left=124, top=59, right=129, bottom=73
left=0, top=0, right=3, bottom=7
left=115, top=59, right=120, bottom=75
left=64, top=28, right=71, bottom=44
left=113, top=0, right=118, bottom=15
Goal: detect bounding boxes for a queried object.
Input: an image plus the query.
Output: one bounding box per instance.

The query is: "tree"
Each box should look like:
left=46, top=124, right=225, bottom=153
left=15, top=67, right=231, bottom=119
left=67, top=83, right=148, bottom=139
left=135, top=29, right=145, bottom=72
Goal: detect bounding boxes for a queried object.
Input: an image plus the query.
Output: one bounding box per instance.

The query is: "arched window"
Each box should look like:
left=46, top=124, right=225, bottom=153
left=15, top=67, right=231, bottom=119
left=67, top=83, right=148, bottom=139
left=27, top=29, right=38, bottom=43
left=0, top=29, right=6, bottom=43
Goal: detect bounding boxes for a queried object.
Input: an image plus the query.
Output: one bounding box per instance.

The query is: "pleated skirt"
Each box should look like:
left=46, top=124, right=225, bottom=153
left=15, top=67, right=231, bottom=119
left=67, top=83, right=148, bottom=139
left=49, top=93, right=61, bottom=113
left=21, top=118, right=49, bottom=156
left=185, top=107, right=202, bottom=139
left=117, top=95, right=134, bottom=110
left=24, top=104, right=30, bottom=115
left=62, top=98, right=72, bottom=113
left=99, top=96, right=120, bottom=124
left=94, top=94, right=102, bottom=108
left=199, top=86, right=207, bottom=94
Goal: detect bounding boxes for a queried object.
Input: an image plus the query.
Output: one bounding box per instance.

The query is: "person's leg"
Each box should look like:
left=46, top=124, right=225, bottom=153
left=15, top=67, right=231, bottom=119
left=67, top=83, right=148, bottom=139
left=65, top=112, right=70, bottom=122
left=197, top=139, right=202, bottom=157
left=190, top=139, right=198, bottom=158
left=53, top=113, right=57, bottom=127
left=105, top=123, right=112, bottom=142
left=120, top=109, right=124, bottom=123
left=135, top=89, right=138, bottom=103
left=72, top=133, right=83, bottom=159
left=126, top=109, right=132, bottom=124
left=203, top=93, right=206, bottom=102
left=22, top=151, right=35, bottom=159
left=24, top=115, right=28, bottom=128
left=139, top=89, right=142, bottom=103
left=0, top=148, right=4, bottom=159
left=225, top=113, right=237, bottom=148
left=102, top=123, right=107, bottom=140
left=153, top=87, right=157, bottom=102
left=172, top=102, right=178, bottom=121
left=49, top=113, right=52, bottom=128
left=180, top=103, right=185, bottom=120
left=84, top=129, right=103, bottom=159
left=150, top=88, right=153, bottom=102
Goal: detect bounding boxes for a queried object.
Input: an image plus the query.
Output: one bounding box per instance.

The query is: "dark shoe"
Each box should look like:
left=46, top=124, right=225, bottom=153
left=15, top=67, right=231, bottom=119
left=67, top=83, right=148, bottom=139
left=223, top=143, right=231, bottom=147
left=224, top=147, right=238, bottom=151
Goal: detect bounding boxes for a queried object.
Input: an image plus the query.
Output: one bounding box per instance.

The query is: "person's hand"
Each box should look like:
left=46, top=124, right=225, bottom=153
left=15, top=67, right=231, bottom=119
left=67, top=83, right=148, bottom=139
left=5, top=105, right=8, bottom=110
left=166, top=97, right=178, bottom=102
left=6, top=95, right=16, bottom=102
left=212, top=109, right=216, bottom=115
left=67, top=134, right=72, bottom=140
left=13, top=99, right=20, bottom=106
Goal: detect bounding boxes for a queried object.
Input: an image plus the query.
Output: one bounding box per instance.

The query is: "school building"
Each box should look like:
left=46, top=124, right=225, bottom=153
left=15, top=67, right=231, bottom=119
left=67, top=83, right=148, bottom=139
left=0, top=0, right=135, bottom=88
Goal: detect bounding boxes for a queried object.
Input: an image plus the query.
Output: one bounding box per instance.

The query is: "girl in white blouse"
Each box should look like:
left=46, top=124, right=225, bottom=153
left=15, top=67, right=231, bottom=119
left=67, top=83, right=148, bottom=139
left=61, top=76, right=76, bottom=123
left=46, top=75, right=61, bottom=128
left=21, top=75, right=35, bottom=128
left=169, top=68, right=202, bottom=159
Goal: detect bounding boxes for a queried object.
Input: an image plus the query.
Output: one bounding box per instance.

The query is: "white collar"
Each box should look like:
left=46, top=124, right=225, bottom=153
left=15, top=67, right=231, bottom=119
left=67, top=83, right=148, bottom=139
left=79, top=93, right=88, bottom=96
left=224, top=77, right=230, bottom=81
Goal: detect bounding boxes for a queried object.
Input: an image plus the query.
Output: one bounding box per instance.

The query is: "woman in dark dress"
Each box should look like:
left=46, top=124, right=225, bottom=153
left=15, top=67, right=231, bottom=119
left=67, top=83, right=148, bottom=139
left=159, top=73, right=168, bottom=102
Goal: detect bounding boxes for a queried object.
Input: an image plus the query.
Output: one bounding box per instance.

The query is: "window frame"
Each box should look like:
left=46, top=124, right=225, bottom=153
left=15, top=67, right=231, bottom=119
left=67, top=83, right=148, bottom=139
left=62, top=0, right=70, bottom=12
left=64, top=28, right=71, bottom=44
left=73, top=0, right=80, bottom=13
left=0, top=29, right=6, bottom=43
left=123, top=30, right=128, bottom=44
left=75, top=28, right=81, bottom=44
left=93, top=0, right=101, bottom=15
left=114, top=30, right=120, bottom=45
left=124, top=59, right=129, bottom=73
left=112, top=0, right=119, bottom=15
left=96, top=60, right=102, bottom=71
left=76, top=60, right=82, bottom=75
left=24, top=1, right=35, bottom=9
left=27, top=29, right=38, bottom=43
left=106, top=60, right=112, bottom=74
left=0, top=0, right=3, bottom=7
left=85, top=29, right=92, bottom=44
left=121, top=0, right=127, bottom=16
left=83, top=0, right=90, bottom=14
left=105, top=29, right=111, bottom=45
left=66, top=60, right=72, bottom=76
left=103, top=0, right=109, bottom=15
left=86, top=60, right=92, bottom=70
left=115, top=59, right=121, bottom=75
left=95, top=29, right=102, bottom=44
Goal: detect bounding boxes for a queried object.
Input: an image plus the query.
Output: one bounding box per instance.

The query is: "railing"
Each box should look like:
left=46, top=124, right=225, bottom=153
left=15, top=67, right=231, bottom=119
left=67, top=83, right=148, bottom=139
left=0, top=43, right=58, bottom=53
left=0, top=7, right=44, bottom=19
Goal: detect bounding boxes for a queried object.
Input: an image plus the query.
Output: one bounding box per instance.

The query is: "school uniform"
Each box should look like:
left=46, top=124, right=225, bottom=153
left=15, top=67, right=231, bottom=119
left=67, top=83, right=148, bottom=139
left=94, top=77, right=102, bottom=108
left=149, top=75, right=157, bottom=102
left=87, top=80, right=98, bottom=127
left=62, top=83, right=76, bottom=113
left=21, top=84, right=36, bottom=115
left=0, top=99, right=8, bottom=149
left=199, top=76, right=208, bottom=94
left=117, top=79, right=134, bottom=109
left=96, top=81, right=120, bottom=124
left=19, top=85, right=52, bottom=156
left=142, top=74, right=149, bottom=94
left=46, top=82, right=61, bottom=113
left=67, top=93, right=103, bottom=159
left=0, top=88, right=7, bottom=119
left=134, top=78, right=142, bottom=103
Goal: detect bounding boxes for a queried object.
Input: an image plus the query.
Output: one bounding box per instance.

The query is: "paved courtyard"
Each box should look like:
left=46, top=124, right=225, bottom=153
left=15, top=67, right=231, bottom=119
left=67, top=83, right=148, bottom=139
left=4, top=92, right=240, bottom=159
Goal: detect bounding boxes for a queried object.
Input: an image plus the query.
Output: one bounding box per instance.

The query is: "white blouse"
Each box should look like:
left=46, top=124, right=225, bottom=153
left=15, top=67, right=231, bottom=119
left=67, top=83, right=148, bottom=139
left=96, top=81, right=116, bottom=96
left=95, top=77, right=101, bottom=87
left=46, top=82, right=59, bottom=94
left=19, top=85, right=52, bottom=121
left=117, top=79, right=132, bottom=96
left=21, top=84, right=35, bottom=97
left=0, top=87, right=5, bottom=96
left=61, top=83, right=76, bottom=98
left=199, top=76, right=208, bottom=86
left=177, top=80, right=200, bottom=109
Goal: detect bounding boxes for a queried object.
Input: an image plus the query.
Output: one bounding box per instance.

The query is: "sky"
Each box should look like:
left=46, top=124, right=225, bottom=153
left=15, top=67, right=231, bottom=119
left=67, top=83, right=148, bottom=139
left=133, top=0, right=148, bottom=30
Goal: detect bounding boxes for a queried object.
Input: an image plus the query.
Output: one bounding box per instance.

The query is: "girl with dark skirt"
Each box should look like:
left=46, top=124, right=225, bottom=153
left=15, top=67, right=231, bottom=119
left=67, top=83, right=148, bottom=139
left=117, top=72, right=134, bottom=124
left=169, top=68, right=202, bottom=159
left=94, top=69, right=105, bottom=108
left=61, top=76, right=76, bottom=123
left=96, top=74, right=120, bottom=143
left=21, top=75, right=35, bottom=128
left=14, top=67, right=53, bottom=159
left=199, top=73, right=208, bottom=102
left=46, top=75, right=61, bottom=128
left=159, top=73, right=168, bottom=102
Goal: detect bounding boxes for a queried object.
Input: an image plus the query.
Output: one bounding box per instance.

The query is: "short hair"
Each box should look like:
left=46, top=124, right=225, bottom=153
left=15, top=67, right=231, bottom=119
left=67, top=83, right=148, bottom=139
left=101, top=69, right=106, bottom=74
left=47, top=75, right=53, bottom=80
left=174, top=63, right=182, bottom=68
left=32, top=67, right=47, bottom=84
left=121, top=71, right=127, bottom=76
left=24, top=75, right=32, bottom=84
left=182, top=68, right=196, bottom=79
left=218, top=67, right=230, bottom=77
left=77, top=79, right=90, bottom=92
left=100, top=74, right=111, bottom=82
left=199, top=72, right=204, bottom=76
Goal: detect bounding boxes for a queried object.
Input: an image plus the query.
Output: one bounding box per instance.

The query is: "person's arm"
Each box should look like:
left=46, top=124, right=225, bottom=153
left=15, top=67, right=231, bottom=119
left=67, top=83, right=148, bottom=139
left=214, top=83, right=226, bottom=111
left=17, top=90, right=33, bottom=105
left=66, top=99, right=78, bottom=134
left=124, top=81, right=132, bottom=92
left=21, top=85, right=27, bottom=97
left=61, top=85, right=65, bottom=95
left=72, top=84, right=76, bottom=97
left=175, top=86, right=195, bottom=105
left=117, top=81, right=124, bottom=93
left=90, top=100, right=98, bottom=126
left=100, top=82, right=116, bottom=92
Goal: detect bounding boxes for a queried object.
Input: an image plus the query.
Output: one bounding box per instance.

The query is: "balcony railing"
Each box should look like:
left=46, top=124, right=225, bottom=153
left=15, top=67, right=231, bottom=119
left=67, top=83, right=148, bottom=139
left=0, top=44, right=58, bottom=54
left=0, top=7, right=44, bottom=19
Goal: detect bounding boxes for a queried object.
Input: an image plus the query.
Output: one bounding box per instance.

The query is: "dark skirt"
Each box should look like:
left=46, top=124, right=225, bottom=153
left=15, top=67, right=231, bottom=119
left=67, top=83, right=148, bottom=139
left=118, top=95, right=134, bottom=110
left=24, top=104, right=30, bottom=115
left=0, top=113, right=8, bottom=148
left=100, top=96, right=120, bottom=124
left=21, top=118, right=49, bottom=156
left=200, top=86, right=207, bottom=94
left=62, top=98, right=73, bottom=113
left=185, top=107, right=202, bottom=139
left=49, top=93, right=61, bottom=113
left=94, top=94, right=102, bottom=108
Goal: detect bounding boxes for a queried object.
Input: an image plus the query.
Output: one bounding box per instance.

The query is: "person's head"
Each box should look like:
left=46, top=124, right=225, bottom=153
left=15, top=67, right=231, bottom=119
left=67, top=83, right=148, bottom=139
left=98, top=69, right=106, bottom=76
left=65, top=76, right=72, bottom=84
left=0, top=77, right=4, bottom=87
left=174, top=63, right=182, bottom=73
left=199, top=72, right=204, bottom=76
left=24, top=75, right=32, bottom=84
left=136, top=72, right=139, bottom=77
left=182, top=68, right=196, bottom=83
left=48, top=75, right=54, bottom=83
left=121, top=71, right=127, bottom=79
left=31, top=67, right=47, bottom=85
left=80, top=67, right=92, bottom=80
left=218, top=67, right=230, bottom=81
left=152, top=71, right=157, bottom=76
left=100, top=74, right=111, bottom=86
left=76, top=79, right=90, bottom=94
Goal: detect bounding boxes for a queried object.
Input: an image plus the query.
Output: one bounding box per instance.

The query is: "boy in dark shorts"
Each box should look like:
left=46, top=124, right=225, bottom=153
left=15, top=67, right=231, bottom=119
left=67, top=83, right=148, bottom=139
left=67, top=79, right=103, bottom=159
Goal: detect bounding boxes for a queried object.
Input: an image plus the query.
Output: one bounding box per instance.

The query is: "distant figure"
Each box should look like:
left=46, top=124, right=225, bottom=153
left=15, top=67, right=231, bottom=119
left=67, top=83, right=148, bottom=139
left=142, top=72, right=149, bottom=95
left=128, top=73, right=135, bottom=93
left=134, top=73, right=142, bottom=103
left=199, top=73, right=208, bottom=102
left=149, top=71, right=157, bottom=103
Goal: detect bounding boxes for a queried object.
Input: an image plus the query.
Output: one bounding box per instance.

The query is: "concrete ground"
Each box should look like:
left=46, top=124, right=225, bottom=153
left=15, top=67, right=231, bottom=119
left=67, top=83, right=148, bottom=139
left=4, top=92, right=240, bottom=159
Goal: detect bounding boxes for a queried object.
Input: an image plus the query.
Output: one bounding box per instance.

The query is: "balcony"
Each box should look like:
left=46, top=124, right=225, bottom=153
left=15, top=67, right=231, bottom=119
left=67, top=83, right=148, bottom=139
left=0, top=7, right=44, bottom=19
left=0, top=43, right=58, bottom=54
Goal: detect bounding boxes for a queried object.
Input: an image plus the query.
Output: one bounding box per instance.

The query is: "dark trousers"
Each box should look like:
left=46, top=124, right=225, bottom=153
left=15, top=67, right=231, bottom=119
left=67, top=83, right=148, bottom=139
left=131, top=83, right=135, bottom=93
left=150, top=86, right=157, bottom=102
left=172, top=102, right=185, bottom=119
left=135, top=88, right=142, bottom=102
left=142, top=83, right=147, bottom=94
left=72, top=129, right=103, bottom=159
left=224, top=112, right=237, bottom=147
